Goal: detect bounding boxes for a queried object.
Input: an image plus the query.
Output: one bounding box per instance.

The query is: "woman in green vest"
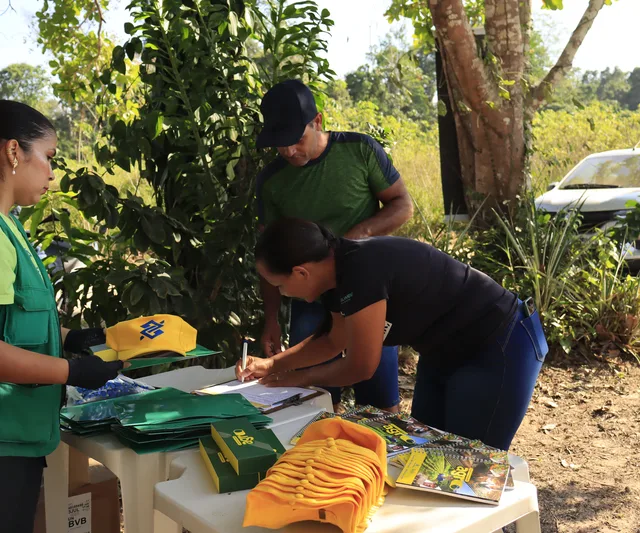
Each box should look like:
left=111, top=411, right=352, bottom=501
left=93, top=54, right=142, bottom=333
left=0, top=100, right=126, bottom=533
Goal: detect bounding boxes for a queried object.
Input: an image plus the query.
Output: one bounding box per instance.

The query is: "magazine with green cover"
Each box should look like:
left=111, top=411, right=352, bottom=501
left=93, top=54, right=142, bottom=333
left=395, top=448, right=510, bottom=505
left=357, top=412, right=447, bottom=457
left=288, top=407, right=445, bottom=454
left=340, top=405, right=387, bottom=422
left=286, top=406, right=514, bottom=492
left=389, top=441, right=509, bottom=468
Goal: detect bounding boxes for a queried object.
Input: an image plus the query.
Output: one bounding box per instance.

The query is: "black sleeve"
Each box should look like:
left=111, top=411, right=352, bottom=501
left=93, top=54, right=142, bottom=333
left=337, top=256, right=389, bottom=317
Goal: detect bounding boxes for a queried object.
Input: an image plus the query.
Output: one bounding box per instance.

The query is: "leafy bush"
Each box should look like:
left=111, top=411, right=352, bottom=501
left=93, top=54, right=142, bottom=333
left=449, top=196, right=640, bottom=360
left=25, top=0, right=335, bottom=363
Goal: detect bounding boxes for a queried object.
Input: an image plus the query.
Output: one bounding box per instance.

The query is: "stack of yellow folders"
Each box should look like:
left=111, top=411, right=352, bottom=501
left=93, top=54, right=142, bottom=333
left=243, top=418, right=388, bottom=533
left=199, top=417, right=284, bottom=493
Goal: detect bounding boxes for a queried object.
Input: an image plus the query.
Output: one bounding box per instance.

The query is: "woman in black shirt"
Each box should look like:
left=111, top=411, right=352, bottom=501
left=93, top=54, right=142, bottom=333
left=238, top=218, right=547, bottom=450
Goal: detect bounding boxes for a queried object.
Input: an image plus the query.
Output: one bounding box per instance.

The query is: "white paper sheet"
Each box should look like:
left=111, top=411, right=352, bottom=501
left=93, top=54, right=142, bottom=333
left=196, top=379, right=317, bottom=409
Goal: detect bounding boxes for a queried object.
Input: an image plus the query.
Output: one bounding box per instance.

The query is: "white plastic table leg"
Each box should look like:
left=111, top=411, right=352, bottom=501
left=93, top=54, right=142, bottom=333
left=154, top=509, right=182, bottom=533
left=508, top=453, right=531, bottom=483
left=44, top=441, right=70, bottom=533
left=515, top=511, right=542, bottom=533
left=118, top=450, right=167, bottom=533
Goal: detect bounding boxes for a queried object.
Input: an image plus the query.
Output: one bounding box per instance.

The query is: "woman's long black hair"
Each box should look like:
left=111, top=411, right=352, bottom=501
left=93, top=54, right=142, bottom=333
left=0, top=100, right=55, bottom=180
left=0, top=100, right=55, bottom=151
left=255, top=217, right=339, bottom=338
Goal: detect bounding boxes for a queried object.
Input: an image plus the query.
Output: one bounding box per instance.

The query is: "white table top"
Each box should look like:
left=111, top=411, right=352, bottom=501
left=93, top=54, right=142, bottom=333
left=137, top=364, right=236, bottom=391
left=156, top=450, right=539, bottom=533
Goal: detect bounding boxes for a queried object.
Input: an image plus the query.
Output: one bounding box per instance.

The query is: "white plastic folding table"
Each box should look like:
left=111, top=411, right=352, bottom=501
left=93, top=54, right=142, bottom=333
left=44, top=364, right=542, bottom=533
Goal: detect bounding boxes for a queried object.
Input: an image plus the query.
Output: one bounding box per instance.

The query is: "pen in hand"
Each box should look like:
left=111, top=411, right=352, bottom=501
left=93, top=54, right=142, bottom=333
left=241, top=339, right=248, bottom=383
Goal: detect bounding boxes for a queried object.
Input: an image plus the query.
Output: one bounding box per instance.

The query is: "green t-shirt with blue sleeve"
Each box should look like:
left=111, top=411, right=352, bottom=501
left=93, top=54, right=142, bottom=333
left=256, top=132, right=400, bottom=236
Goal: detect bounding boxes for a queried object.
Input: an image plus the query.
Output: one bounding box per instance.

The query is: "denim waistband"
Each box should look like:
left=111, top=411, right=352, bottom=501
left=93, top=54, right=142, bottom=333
left=496, top=297, right=542, bottom=350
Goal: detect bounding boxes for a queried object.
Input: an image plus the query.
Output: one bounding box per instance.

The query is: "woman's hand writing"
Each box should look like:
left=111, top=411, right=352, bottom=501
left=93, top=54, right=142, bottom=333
left=235, top=355, right=275, bottom=382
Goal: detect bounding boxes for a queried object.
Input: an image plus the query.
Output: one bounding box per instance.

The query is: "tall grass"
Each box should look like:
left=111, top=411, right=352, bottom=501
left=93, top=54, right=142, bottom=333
left=530, top=102, right=640, bottom=194
left=392, top=133, right=443, bottom=234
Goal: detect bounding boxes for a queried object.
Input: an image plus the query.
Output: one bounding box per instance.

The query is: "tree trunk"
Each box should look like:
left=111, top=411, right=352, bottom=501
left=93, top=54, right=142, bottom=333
left=451, top=106, right=526, bottom=215
left=431, top=0, right=526, bottom=218
left=429, top=0, right=606, bottom=220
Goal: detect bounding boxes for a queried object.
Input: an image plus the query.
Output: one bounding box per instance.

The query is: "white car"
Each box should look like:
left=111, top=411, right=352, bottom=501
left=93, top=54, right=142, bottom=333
left=535, top=146, right=640, bottom=265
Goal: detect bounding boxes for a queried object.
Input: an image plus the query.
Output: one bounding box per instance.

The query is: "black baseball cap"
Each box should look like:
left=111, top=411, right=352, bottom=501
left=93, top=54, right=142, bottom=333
left=256, top=79, right=318, bottom=149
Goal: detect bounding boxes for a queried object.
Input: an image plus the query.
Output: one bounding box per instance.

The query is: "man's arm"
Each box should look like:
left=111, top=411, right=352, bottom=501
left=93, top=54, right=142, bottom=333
left=259, top=275, right=283, bottom=356
left=344, top=179, right=413, bottom=239
left=256, top=165, right=285, bottom=356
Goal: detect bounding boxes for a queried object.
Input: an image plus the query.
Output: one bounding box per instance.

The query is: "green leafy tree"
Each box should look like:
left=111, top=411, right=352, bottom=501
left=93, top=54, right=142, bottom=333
left=623, top=68, right=640, bottom=111
left=0, top=63, right=51, bottom=108
left=598, top=68, right=630, bottom=103
left=548, top=67, right=636, bottom=112
left=0, top=62, right=78, bottom=156
left=29, top=0, right=335, bottom=359
left=36, top=0, right=141, bottom=161
left=344, top=32, right=436, bottom=125
left=253, top=0, right=334, bottom=92
left=387, top=0, right=618, bottom=218
left=580, top=67, right=631, bottom=105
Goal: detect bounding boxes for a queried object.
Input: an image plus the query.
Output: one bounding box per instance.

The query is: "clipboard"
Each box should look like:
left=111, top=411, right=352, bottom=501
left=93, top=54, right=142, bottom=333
left=193, top=379, right=324, bottom=414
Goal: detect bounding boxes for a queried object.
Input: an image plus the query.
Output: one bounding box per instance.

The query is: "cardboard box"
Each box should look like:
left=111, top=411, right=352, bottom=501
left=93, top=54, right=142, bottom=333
left=33, top=457, right=120, bottom=533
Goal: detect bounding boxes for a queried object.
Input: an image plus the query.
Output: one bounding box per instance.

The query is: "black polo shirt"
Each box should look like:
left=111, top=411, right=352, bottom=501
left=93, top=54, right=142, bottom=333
left=321, top=237, right=517, bottom=356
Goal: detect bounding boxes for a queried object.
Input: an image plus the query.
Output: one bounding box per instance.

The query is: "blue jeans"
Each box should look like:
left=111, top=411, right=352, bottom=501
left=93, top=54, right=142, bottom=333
left=289, top=299, right=400, bottom=408
left=411, top=300, right=548, bottom=450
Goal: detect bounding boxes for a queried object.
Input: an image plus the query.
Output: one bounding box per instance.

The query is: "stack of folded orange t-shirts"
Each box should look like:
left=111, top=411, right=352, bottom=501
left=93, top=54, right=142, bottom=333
left=243, top=417, right=388, bottom=533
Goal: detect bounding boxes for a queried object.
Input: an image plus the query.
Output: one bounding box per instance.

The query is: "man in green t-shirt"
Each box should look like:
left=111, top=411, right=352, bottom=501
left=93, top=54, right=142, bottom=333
left=255, top=79, right=413, bottom=411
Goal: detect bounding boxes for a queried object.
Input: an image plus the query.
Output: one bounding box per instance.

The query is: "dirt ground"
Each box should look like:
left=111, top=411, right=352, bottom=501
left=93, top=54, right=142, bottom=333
left=398, top=350, right=640, bottom=533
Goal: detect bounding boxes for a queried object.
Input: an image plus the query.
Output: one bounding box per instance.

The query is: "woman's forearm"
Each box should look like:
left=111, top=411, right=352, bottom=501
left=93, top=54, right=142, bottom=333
left=0, top=340, right=68, bottom=384
left=296, top=356, right=368, bottom=388
left=272, top=334, right=344, bottom=373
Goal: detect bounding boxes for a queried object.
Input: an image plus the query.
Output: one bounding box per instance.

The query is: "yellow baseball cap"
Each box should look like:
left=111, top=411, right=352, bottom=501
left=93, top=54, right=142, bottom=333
left=244, top=419, right=388, bottom=532
left=105, top=314, right=197, bottom=361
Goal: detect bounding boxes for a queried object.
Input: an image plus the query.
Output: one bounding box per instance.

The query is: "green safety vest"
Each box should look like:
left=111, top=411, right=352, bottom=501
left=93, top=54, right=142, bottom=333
left=0, top=214, right=63, bottom=457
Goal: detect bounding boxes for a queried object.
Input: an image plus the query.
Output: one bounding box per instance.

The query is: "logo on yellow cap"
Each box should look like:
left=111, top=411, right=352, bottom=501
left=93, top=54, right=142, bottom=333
left=140, top=319, right=165, bottom=340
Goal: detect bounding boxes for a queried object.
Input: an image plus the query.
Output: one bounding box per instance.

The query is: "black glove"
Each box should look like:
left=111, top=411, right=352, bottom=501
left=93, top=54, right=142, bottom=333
left=66, top=356, right=124, bottom=389
left=64, top=328, right=106, bottom=354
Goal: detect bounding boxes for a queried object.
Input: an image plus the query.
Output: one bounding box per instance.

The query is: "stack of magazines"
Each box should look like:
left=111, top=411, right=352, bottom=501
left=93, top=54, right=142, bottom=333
left=290, top=406, right=513, bottom=505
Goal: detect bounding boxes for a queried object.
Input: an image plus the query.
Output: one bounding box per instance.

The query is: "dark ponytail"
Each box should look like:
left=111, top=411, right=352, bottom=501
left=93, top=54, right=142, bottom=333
left=0, top=100, right=55, bottom=153
left=255, top=218, right=338, bottom=274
